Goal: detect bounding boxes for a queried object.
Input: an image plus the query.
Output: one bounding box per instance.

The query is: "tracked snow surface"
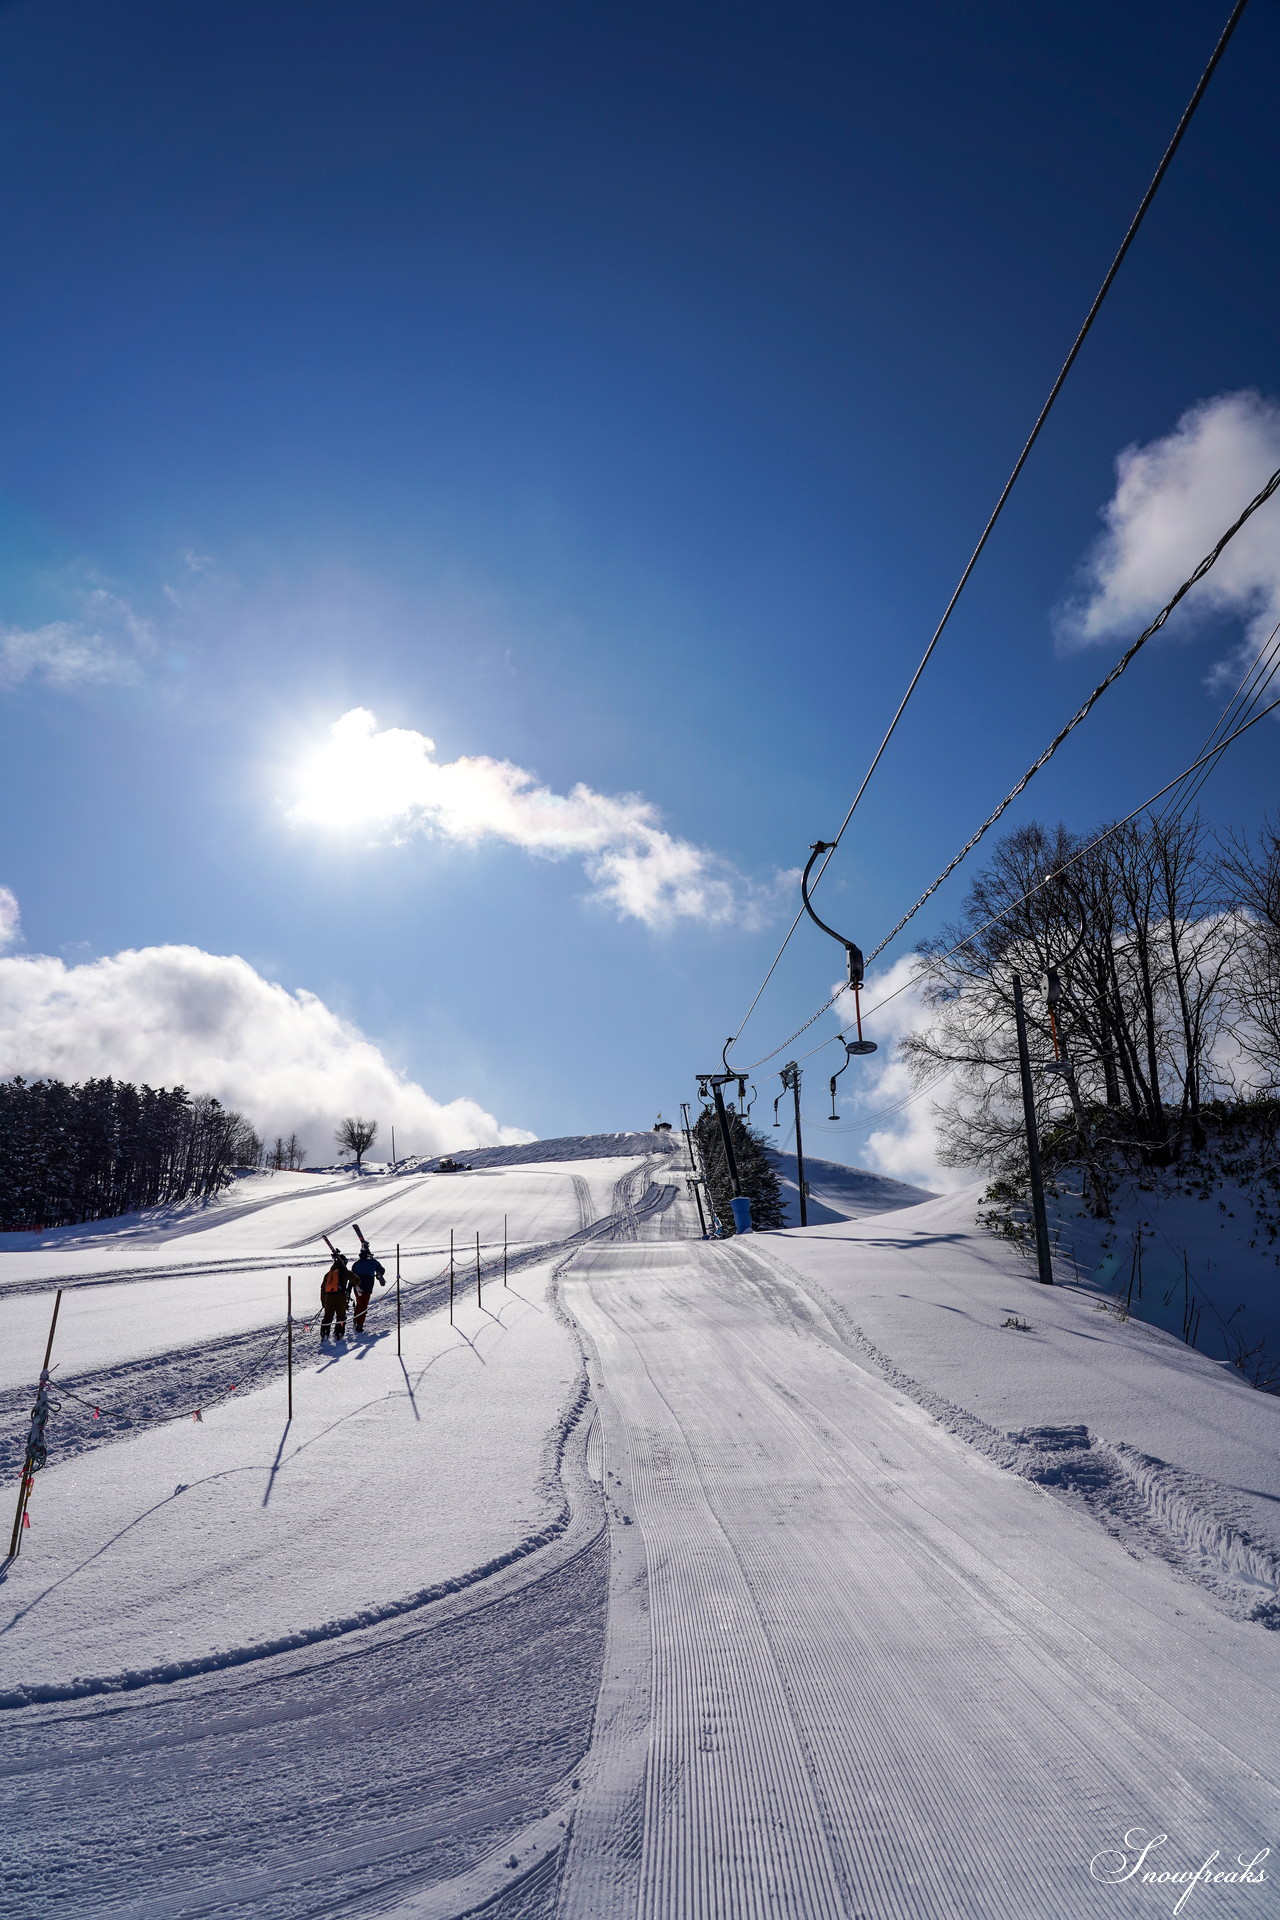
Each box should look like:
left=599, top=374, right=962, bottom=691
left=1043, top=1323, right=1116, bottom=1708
left=1, top=1133, right=1277, bottom=1918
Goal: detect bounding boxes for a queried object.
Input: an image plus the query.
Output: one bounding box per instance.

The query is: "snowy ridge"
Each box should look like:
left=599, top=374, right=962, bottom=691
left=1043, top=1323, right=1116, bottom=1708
left=1100, top=1438, right=1280, bottom=1617
left=0, top=1372, right=598, bottom=1710
left=398, top=1130, right=682, bottom=1172
left=768, top=1149, right=934, bottom=1224
left=844, top=1323, right=1280, bottom=1626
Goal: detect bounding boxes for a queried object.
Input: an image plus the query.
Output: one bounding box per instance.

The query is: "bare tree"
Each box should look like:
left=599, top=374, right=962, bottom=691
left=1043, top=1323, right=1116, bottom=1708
left=336, top=1115, right=377, bottom=1171
left=1221, top=815, right=1280, bottom=1091
left=902, top=814, right=1239, bottom=1206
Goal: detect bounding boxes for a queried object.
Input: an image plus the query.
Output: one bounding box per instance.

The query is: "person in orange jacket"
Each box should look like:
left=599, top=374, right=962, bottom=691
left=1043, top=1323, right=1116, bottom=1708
left=320, top=1250, right=353, bottom=1341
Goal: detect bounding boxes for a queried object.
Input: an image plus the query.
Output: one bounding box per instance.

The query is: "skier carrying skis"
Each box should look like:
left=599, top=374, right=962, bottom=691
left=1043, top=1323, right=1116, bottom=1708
left=319, top=1250, right=353, bottom=1341
left=350, top=1245, right=386, bottom=1334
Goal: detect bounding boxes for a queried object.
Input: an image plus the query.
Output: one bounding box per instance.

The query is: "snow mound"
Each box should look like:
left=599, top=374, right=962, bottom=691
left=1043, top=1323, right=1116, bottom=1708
left=769, top=1149, right=934, bottom=1224
left=398, top=1131, right=681, bottom=1173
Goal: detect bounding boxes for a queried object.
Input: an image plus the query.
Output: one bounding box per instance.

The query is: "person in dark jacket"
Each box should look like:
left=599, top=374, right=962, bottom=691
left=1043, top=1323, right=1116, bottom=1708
left=320, top=1251, right=353, bottom=1341
left=350, top=1246, right=386, bottom=1334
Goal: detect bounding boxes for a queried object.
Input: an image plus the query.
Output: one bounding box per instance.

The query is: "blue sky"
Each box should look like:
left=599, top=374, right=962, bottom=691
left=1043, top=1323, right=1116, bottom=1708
left=1, top=0, right=1278, bottom=1167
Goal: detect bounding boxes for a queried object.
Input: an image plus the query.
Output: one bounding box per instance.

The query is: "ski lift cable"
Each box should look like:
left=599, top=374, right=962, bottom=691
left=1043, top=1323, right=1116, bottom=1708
left=858, top=463, right=1280, bottom=970
left=722, top=0, right=1254, bottom=1059
left=824, top=1067, right=955, bottom=1135
left=788, top=690, right=1280, bottom=1065
left=1159, top=613, right=1280, bottom=824
left=738, top=566, right=1280, bottom=1082
left=740, top=685, right=1280, bottom=1076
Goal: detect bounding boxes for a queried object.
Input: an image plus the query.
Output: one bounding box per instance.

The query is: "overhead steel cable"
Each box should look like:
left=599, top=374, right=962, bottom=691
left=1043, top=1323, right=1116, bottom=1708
left=807, top=690, right=1280, bottom=1062
left=739, top=474, right=1280, bottom=1070
left=741, top=683, right=1280, bottom=1075
left=861, top=463, right=1280, bottom=967
left=821, top=1068, right=954, bottom=1137
left=725, top=0, right=1253, bottom=1058
left=1159, top=613, right=1280, bottom=823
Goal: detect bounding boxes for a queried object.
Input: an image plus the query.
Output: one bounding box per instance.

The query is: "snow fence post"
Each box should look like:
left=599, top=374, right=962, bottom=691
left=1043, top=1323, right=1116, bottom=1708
left=475, top=1231, right=481, bottom=1307
left=8, top=1287, right=62, bottom=1559
left=449, top=1229, right=455, bottom=1325
left=1012, top=972, right=1054, bottom=1285
left=286, top=1275, right=293, bottom=1420
left=396, top=1243, right=402, bottom=1355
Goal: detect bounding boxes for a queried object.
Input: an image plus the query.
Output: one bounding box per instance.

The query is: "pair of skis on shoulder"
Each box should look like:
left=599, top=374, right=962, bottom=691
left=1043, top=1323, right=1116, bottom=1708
left=323, top=1224, right=386, bottom=1290
left=322, top=1221, right=372, bottom=1260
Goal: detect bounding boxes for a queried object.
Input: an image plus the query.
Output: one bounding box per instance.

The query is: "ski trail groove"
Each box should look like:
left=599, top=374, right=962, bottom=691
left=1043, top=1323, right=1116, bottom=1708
left=558, top=1238, right=1280, bottom=1919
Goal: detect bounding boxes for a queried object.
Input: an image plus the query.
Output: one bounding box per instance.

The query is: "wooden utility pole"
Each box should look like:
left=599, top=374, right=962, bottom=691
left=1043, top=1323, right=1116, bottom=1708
left=1012, top=973, right=1055, bottom=1285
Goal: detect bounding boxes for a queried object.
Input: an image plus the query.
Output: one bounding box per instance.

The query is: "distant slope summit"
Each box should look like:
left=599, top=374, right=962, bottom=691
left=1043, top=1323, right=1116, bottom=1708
left=399, top=1131, right=681, bottom=1173
left=769, top=1149, right=934, bottom=1225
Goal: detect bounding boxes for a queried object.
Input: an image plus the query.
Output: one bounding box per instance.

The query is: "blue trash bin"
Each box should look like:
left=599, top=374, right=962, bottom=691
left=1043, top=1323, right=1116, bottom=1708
left=730, top=1195, right=753, bottom=1234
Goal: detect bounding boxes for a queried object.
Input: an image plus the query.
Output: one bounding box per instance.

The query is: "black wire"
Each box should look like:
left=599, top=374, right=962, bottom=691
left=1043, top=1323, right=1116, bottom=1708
left=813, top=691, right=1280, bottom=1058
left=725, top=0, right=1254, bottom=1058
left=1159, top=615, right=1280, bottom=823
left=864, top=464, right=1280, bottom=966
left=742, top=686, right=1280, bottom=1073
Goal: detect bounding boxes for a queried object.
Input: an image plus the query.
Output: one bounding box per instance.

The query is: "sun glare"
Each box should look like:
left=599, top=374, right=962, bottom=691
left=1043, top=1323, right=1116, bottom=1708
left=288, top=707, right=431, bottom=831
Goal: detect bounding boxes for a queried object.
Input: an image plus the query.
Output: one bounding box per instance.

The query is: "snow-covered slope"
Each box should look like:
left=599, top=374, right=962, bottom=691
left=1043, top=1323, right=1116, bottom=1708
left=562, top=1225, right=1280, bottom=1919
left=1047, top=1169, right=1280, bottom=1393
left=5, top=1138, right=1280, bottom=1919
left=766, top=1186, right=1280, bottom=1593
left=768, top=1147, right=934, bottom=1224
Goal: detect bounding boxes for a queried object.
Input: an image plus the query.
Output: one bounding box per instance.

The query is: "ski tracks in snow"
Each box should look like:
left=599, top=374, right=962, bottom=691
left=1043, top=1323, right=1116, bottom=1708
left=557, top=1239, right=1280, bottom=1920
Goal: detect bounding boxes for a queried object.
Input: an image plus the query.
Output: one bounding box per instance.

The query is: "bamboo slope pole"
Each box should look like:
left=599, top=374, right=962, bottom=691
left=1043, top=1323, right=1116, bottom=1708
left=8, top=1288, right=63, bottom=1559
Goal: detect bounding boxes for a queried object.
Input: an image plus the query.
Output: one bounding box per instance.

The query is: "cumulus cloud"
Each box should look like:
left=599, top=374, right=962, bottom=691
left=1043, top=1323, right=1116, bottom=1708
left=0, top=584, right=156, bottom=691
left=0, top=888, right=20, bottom=951
left=287, top=708, right=783, bottom=930
left=828, top=956, right=971, bottom=1192
left=1059, top=391, right=1280, bottom=684
left=0, top=944, right=530, bottom=1160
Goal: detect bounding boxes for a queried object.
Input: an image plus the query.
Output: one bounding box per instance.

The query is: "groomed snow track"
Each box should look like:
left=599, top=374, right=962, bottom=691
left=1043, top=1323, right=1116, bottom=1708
left=6, top=1150, right=1280, bottom=1919
left=553, top=1236, right=1280, bottom=1920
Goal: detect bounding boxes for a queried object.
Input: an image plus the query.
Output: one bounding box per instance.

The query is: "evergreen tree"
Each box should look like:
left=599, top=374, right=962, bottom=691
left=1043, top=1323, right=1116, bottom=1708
left=0, top=1076, right=260, bottom=1228
left=693, top=1106, right=786, bottom=1235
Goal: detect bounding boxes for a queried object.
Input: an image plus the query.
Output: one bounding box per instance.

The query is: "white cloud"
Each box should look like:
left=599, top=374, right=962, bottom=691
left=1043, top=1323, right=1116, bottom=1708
left=826, top=955, right=971, bottom=1192
left=0, top=944, right=529, bottom=1161
left=1059, top=391, right=1280, bottom=684
left=0, top=581, right=157, bottom=691
left=286, top=708, right=783, bottom=930
left=0, top=888, right=20, bottom=952
left=0, top=620, right=136, bottom=690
